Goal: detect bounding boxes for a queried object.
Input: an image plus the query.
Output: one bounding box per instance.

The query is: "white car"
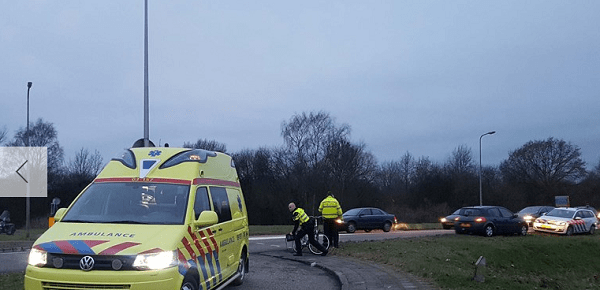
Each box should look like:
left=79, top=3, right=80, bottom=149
left=533, top=207, right=598, bottom=235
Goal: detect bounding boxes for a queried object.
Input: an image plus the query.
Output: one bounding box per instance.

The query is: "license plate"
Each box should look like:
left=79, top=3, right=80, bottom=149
left=460, top=223, right=471, bottom=228
left=541, top=225, right=553, bottom=229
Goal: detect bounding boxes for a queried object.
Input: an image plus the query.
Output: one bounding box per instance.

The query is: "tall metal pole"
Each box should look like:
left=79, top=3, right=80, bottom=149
left=479, top=131, right=495, bottom=206
left=27, top=82, right=32, bottom=147
left=143, top=0, right=150, bottom=147
left=26, top=81, right=32, bottom=239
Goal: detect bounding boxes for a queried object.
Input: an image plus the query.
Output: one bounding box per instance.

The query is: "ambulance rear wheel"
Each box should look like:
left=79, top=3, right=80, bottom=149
left=231, top=250, right=247, bottom=286
left=181, top=275, right=198, bottom=290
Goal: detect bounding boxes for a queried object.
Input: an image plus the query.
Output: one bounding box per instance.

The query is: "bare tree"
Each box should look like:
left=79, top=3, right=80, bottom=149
left=500, top=137, right=586, bottom=186
left=68, top=148, right=104, bottom=180
left=8, top=118, right=64, bottom=175
left=183, top=139, right=227, bottom=153
left=281, top=111, right=350, bottom=168
left=500, top=137, right=586, bottom=203
left=445, top=145, right=475, bottom=176
left=280, top=111, right=351, bottom=210
left=444, top=145, right=477, bottom=207
left=398, top=151, right=415, bottom=194
left=378, top=160, right=402, bottom=189
left=0, top=126, right=7, bottom=144
left=324, top=139, right=377, bottom=202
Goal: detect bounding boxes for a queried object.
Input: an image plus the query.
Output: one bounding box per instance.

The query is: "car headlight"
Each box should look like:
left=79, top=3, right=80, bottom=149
left=524, top=215, right=533, bottom=221
left=133, top=250, right=178, bottom=270
left=335, top=218, right=344, bottom=224
left=440, top=218, right=447, bottom=223
left=558, top=222, right=566, bottom=226
left=28, top=248, right=47, bottom=267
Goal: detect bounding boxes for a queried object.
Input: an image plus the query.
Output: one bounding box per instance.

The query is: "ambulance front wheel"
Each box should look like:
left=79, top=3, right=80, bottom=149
left=231, top=249, right=248, bottom=286
left=181, top=275, right=198, bottom=290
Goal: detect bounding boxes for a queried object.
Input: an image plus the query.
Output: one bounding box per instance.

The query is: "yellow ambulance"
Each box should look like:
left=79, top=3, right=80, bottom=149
left=25, top=147, right=249, bottom=290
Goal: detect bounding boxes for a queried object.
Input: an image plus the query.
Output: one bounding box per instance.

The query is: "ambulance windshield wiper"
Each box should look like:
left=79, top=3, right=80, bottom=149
left=62, top=219, right=93, bottom=223
left=105, top=220, right=149, bottom=224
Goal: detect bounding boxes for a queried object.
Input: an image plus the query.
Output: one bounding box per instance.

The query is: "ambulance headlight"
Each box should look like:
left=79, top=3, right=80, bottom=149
left=28, top=248, right=47, bottom=267
left=133, top=250, right=178, bottom=270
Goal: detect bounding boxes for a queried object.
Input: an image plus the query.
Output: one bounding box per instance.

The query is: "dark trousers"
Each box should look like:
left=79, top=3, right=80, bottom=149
left=295, top=219, right=327, bottom=254
left=323, top=218, right=339, bottom=248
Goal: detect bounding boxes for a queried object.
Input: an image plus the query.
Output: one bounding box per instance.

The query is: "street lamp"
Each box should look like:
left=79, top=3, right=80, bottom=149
left=143, top=0, right=150, bottom=147
left=26, top=81, right=32, bottom=239
left=479, top=131, right=495, bottom=206
left=27, top=82, right=32, bottom=146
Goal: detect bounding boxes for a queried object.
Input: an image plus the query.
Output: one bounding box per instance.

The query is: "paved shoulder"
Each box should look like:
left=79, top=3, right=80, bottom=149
left=263, top=251, right=435, bottom=290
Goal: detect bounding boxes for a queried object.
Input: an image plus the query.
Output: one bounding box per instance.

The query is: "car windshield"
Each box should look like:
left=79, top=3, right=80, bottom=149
left=344, top=208, right=363, bottom=216
left=62, top=182, right=190, bottom=225
left=459, top=208, right=483, bottom=216
left=545, top=209, right=576, bottom=219
left=518, top=206, right=541, bottom=214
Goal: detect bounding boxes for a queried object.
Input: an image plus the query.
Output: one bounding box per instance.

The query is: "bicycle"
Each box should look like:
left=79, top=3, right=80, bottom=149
left=286, top=216, right=330, bottom=255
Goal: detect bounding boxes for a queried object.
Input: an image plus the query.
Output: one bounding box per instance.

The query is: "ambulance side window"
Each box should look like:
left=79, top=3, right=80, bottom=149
left=194, top=187, right=211, bottom=219
left=210, top=187, right=232, bottom=223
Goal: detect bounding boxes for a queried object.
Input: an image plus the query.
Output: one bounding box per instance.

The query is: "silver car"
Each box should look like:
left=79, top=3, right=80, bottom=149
left=533, top=207, right=598, bottom=235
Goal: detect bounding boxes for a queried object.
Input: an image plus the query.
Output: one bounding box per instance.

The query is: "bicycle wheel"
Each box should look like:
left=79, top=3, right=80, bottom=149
left=308, top=233, right=329, bottom=255
left=292, top=235, right=308, bottom=253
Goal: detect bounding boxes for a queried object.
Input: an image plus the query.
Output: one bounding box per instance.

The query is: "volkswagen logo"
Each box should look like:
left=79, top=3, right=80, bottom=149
left=79, top=256, right=95, bottom=271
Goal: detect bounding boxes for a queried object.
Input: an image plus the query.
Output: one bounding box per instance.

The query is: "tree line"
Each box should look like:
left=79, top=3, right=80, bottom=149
left=2, top=112, right=599, bottom=226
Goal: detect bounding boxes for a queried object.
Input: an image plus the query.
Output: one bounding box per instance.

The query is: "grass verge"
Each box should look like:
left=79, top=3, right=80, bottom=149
left=334, top=233, right=600, bottom=289
left=0, top=272, right=24, bottom=290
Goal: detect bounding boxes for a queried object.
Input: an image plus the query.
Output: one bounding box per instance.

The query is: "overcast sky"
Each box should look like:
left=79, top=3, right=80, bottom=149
left=2, top=1, right=599, bottom=169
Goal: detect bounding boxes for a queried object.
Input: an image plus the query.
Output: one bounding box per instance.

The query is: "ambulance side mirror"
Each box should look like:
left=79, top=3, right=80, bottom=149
left=54, top=208, right=68, bottom=222
left=194, top=211, right=219, bottom=228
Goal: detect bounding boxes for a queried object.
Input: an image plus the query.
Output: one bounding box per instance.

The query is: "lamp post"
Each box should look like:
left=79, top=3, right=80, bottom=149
left=143, top=0, right=150, bottom=147
left=27, top=82, right=32, bottom=146
left=26, top=81, right=32, bottom=239
left=479, top=131, right=495, bottom=206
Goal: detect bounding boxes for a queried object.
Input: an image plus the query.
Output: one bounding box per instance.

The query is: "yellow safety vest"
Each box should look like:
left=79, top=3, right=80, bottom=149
left=319, top=196, right=342, bottom=219
left=293, top=208, right=309, bottom=225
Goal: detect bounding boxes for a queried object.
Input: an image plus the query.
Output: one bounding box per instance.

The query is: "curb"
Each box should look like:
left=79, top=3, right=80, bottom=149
left=262, top=250, right=435, bottom=290
left=259, top=252, right=346, bottom=290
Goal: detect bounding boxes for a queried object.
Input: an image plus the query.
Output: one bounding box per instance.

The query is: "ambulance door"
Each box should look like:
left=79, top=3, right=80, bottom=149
left=226, top=188, right=248, bottom=262
left=192, top=187, right=220, bottom=289
left=208, top=186, right=238, bottom=281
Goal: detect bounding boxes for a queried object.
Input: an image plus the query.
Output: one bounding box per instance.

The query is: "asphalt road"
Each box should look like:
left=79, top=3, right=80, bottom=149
left=0, top=229, right=453, bottom=289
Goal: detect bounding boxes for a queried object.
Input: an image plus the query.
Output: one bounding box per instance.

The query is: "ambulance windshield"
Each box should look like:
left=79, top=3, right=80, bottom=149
left=62, top=182, right=190, bottom=225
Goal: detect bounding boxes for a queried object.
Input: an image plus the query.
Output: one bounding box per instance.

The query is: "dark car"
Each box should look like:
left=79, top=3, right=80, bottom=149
left=454, top=206, right=528, bottom=237
left=517, top=206, right=555, bottom=226
left=340, top=207, right=397, bottom=233
left=440, top=209, right=461, bottom=229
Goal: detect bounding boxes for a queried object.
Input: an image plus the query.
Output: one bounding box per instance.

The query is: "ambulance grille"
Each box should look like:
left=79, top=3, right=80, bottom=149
left=42, top=281, right=130, bottom=289
left=46, top=254, right=137, bottom=271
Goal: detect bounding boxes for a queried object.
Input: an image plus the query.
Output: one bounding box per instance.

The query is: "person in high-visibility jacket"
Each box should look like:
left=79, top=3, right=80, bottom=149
left=318, top=192, right=343, bottom=248
left=288, top=202, right=328, bottom=256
